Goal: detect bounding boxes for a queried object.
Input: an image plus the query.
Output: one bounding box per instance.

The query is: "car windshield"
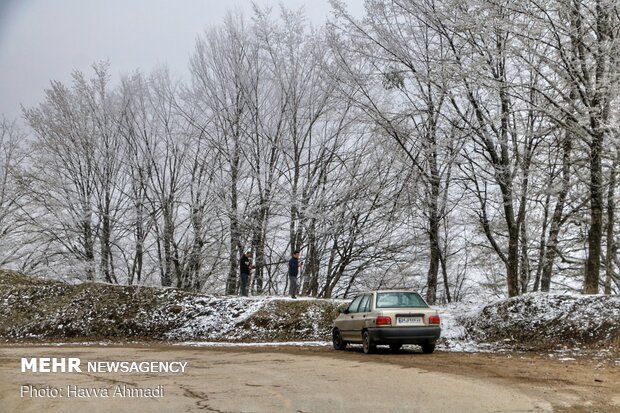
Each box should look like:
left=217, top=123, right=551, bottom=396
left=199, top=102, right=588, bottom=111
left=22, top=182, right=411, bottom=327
left=375, top=292, right=428, bottom=308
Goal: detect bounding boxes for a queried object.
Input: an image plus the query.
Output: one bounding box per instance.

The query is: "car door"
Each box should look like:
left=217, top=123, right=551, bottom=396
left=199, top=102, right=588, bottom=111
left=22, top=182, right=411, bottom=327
left=350, top=294, right=372, bottom=336
left=339, top=295, right=363, bottom=341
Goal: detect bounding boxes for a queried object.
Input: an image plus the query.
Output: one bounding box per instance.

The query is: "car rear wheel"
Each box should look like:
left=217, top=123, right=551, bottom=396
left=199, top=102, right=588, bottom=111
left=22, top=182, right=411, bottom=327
left=362, top=331, right=376, bottom=354
left=332, top=328, right=347, bottom=350
left=421, top=343, right=435, bottom=354
left=389, top=344, right=402, bottom=352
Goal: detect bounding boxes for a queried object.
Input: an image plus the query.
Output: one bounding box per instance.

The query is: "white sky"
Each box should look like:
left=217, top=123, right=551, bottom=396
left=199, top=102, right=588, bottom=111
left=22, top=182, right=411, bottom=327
left=0, top=0, right=364, bottom=122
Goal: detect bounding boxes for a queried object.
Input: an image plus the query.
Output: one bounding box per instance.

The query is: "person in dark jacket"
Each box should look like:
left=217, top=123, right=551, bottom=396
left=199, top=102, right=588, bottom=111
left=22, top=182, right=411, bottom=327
left=239, top=251, right=252, bottom=297
left=288, top=250, right=302, bottom=299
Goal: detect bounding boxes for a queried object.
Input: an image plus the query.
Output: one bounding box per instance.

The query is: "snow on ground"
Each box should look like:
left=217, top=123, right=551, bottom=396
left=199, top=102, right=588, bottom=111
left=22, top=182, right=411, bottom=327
left=434, top=300, right=501, bottom=353
left=174, top=341, right=331, bottom=347
left=164, top=295, right=339, bottom=342
left=462, top=293, right=620, bottom=353
left=169, top=295, right=278, bottom=341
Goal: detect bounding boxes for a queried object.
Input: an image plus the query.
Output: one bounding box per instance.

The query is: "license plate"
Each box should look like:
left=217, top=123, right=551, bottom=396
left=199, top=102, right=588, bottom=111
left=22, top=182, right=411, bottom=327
left=397, top=316, right=423, bottom=326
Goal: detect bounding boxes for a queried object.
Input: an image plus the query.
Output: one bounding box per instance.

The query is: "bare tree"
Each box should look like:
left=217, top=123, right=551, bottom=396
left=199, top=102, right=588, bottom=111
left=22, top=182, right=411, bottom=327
left=190, top=13, right=256, bottom=294
left=329, top=0, right=464, bottom=303
left=24, top=71, right=101, bottom=281
left=76, top=63, right=126, bottom=284
left=117, top=72, right=156, bottom=285
left=0, top=118, right=28, bottom=267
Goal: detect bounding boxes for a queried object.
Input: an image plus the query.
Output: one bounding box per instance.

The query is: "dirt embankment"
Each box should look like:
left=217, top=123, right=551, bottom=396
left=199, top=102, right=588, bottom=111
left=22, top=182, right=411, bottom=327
left=2, top=269, right=619, bottom=357
left=462, top=293, right=620, bottom=353
left=0, top=269, right=339, bottom=343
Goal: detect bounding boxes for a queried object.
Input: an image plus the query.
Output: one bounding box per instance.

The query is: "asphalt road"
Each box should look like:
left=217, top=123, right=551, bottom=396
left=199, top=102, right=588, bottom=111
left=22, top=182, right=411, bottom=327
left=0, top=345, right=558, bottom=413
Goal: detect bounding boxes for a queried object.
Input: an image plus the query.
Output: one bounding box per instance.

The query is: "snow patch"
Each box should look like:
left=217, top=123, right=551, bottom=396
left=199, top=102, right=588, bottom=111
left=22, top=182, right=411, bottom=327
left=175, top=341, right=331, bottom=347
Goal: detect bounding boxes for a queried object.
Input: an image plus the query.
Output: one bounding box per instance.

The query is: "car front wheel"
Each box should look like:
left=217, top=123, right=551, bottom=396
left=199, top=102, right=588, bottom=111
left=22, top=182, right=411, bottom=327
left=332, top=328, right=347, bottom=350
left=362, top=331, right=376, bottom=354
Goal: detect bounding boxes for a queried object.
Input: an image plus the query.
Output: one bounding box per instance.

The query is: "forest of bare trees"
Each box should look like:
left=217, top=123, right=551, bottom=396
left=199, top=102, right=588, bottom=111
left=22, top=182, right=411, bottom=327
left=0, top=0, right=619, bottom=301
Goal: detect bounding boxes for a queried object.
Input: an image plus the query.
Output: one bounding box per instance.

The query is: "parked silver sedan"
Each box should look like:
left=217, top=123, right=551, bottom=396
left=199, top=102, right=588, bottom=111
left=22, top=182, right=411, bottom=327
left=332, top=290, right=441, bottom=354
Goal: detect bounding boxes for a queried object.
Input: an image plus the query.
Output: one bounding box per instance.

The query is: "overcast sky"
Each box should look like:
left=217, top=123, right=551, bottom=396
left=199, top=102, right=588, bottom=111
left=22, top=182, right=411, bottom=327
left=0, top=0, right=364, bottom=122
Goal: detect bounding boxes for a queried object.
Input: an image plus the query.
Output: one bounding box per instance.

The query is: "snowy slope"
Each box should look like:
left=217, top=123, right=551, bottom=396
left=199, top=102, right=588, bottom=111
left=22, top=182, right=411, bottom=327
left=1, top=270, right=618, bottom=356
left=459, top=293, right=620, bottom=352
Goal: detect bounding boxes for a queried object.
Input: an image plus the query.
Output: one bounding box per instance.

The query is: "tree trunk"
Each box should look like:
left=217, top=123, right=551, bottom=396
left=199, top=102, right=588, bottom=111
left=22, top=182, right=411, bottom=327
left=302, top=219, right=320, bottom=297
left=82, top=216, right=95, bottom=282
left=226, top=202, right=240, bottom=295
left=425, top=125, right=441, bottom=305
left=519, top=224, right=529, bottom=294
left=161, top=200, right=174, bottom=287
left=426, top=210, right=440, bottom=305
left=438, top=246, right=451, bottom=303
left=604, top=148, right=619, bottom=294
left=584, top=131, right=603, bottom=294
left=226, top=140, right=241, bottom=295
left=532, top=193, right=550, bottom=292
left=251, top=204, right=267, bottom=295
left=100, top=211, right=117, bottom=284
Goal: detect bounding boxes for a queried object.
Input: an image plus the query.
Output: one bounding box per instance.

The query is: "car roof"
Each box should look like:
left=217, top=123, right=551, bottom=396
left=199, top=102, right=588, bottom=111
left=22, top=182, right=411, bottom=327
left=354, top=290, right=421, bottom=295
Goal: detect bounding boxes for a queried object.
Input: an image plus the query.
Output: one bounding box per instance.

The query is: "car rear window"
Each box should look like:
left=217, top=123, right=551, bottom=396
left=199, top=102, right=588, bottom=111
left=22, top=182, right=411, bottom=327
left=375, top=292, right=428, bottom=308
